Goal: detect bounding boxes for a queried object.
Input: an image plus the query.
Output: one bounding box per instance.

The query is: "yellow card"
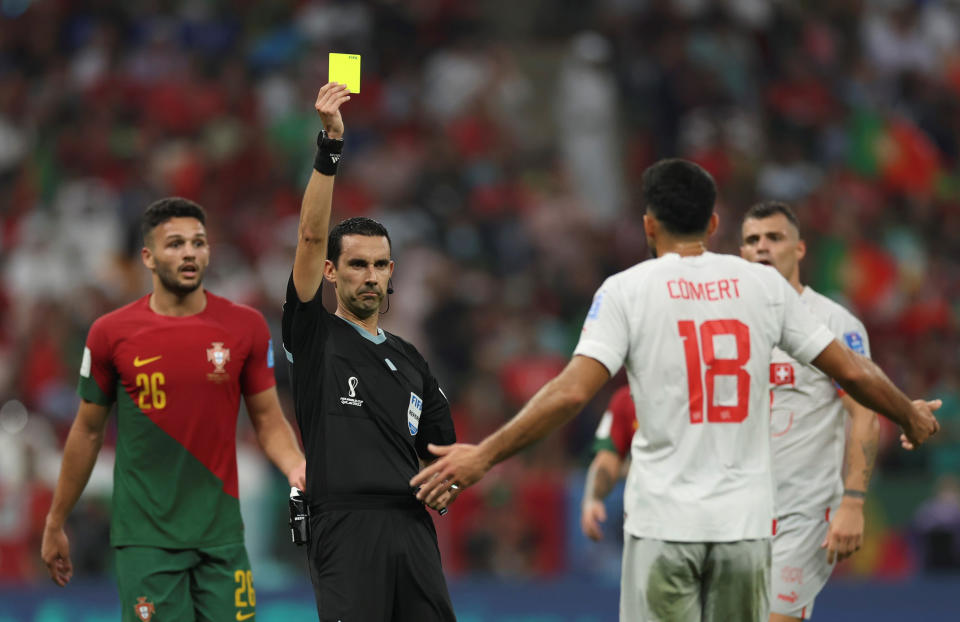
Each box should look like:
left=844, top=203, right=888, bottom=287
left=329, top=53, right=361, bottom=93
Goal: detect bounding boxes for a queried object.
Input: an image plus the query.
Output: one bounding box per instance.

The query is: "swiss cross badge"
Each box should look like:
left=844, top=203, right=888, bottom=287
left=207, top=342, right=231, bottom=373
left=133, top=596, right=155, bottom=621
left=770, top=362, right=795, bottom=386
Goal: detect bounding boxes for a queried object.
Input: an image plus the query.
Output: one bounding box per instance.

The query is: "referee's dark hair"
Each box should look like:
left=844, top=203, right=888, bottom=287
left=327, top=217, right=392, bottom=265
left=141, top=197, right=207, bottom=244
left=641, top=158, right=717, bottom=235
left=742, top=200, right=800, bottom=235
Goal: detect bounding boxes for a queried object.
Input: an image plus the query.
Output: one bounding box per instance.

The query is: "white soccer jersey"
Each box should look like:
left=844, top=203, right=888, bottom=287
left=769, top=286, right=870, bottom=520
left=574, top=252, right=834, bottom=542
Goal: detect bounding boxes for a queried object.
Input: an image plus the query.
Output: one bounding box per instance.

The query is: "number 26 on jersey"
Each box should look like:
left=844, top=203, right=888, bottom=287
left=136, top=372, right=166, bottom=410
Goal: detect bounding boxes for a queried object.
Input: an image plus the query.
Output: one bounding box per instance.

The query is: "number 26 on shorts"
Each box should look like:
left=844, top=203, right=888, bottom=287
left=234, top=569, right=256, bottom=608
left=677, top=319, right=750, bottom=424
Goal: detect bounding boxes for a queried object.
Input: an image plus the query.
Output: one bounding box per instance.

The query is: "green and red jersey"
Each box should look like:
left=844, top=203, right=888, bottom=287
left=77, top=291, right=276, bottom=548
left=591, top=385, right=637, bottom=459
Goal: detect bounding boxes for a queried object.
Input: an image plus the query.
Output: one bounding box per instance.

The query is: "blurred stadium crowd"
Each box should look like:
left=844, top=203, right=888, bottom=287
left=1, top=0, right=959, bottom=587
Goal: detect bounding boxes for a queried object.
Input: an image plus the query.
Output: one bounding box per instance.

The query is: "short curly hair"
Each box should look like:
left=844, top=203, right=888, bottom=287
left=141, top=197, right=206, bottom=244
left=641, top=159, right=717, bottom=235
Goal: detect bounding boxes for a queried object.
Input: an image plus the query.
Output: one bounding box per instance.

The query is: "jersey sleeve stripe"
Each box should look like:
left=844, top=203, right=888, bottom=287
left=592, top=436, right=617, bottom=455
left=77, top=375, right=112, bottom=406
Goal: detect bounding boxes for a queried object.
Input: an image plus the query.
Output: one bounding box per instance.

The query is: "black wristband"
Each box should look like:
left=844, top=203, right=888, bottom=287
left=843, top=489, right=867, bottom=499
left=313, top=130, right=344, bottom=176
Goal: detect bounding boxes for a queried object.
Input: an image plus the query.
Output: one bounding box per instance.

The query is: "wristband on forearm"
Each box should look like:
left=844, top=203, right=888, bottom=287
left=313, top=130, right=344, bottom=176
left=843, top=489, right=867, bottom=499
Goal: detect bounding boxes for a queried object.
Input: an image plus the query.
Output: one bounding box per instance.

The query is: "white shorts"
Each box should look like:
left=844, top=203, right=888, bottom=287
left=770, top=514, right=836, bottom=619
left=620, top=536, right=770, bottom=622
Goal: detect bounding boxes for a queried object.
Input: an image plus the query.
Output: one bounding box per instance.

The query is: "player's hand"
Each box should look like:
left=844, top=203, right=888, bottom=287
left=900, top=399, right=941, bottom=450
left=410, top=443, right=490, bottom=507
left=581, top=500, right=608, bottom=541
left=41, top=522, right=74, bottom=587
left=822, top=497, right=865, bottom=564
left=315, top=82, right=350, bottom=139
left=422, top=489, right=455, bottom=513
left=287, top=459, right=307, bottom=490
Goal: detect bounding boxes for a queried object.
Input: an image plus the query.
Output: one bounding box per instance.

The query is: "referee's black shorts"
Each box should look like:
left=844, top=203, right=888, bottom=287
left=307, top=495, right=456, bottom=622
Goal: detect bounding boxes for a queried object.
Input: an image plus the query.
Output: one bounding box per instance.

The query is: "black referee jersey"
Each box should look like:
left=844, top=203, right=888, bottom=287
left=281, top=275, right=456, bottom=502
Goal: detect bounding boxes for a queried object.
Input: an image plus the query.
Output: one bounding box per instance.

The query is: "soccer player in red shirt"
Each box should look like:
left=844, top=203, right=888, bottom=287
left=41, top=197, right=306, bottom=621
left=581, top=385, right=635, bottom=541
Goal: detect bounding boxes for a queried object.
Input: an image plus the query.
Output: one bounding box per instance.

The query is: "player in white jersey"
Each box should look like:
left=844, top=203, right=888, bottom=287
left=411, top=159, right=941, bottom=622
left=740, top=201, right=879, bottom=622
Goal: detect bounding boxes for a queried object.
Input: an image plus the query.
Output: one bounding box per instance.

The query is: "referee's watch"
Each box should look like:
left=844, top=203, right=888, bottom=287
left=314, top=130, right=344, bottom=176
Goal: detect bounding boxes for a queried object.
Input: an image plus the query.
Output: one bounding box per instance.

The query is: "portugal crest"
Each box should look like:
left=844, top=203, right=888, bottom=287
left=133, top=596, right=155, bottom=621
left=206, top=342, right=231, bottom=382
left=207, top=342, right=231, bottom=372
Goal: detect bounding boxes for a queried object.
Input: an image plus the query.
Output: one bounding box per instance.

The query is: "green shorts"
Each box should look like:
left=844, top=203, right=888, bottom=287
left=116, top=543, right=255, bottom=622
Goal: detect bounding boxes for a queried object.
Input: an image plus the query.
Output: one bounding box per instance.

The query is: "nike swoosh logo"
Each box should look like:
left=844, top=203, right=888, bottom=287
left=236, top=612, right=255, bottom=621
left=133, top=355, right=162, bottom=367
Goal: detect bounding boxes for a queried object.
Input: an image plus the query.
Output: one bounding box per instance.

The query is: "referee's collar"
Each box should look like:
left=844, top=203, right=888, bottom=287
left=337, top=315, right=386, bottom=344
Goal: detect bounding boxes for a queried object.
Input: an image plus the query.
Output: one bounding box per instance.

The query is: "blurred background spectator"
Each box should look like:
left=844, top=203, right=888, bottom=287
left=912, top=475, right=960, bottom=573
left=0, top=0, right=957, bottom=593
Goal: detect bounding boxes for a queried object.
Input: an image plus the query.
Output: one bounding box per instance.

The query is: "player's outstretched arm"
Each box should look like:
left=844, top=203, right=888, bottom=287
left=292, top=82, right=351, bottom=302
left=822, top=396, right=879, bottom=563
left=245, top=387, right=306, bottom=489
left=41, top=400, right=110, bottom=587
left=810, top=340, right=940, bottom=447
left=412, top=355, right=610, bottom=506
left=581, top=450, right=623, bottom=541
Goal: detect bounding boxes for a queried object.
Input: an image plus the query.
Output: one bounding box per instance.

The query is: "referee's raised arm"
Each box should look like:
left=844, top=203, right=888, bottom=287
left=293, top=82, right=350, bottom=302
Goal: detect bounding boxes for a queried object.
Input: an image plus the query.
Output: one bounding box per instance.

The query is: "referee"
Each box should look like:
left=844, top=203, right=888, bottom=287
left=282, top=82, right=457, bottom=621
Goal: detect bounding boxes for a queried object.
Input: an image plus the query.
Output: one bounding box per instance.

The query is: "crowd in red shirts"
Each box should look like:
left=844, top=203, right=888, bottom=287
left=1, top=0, right=958, bottom=582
